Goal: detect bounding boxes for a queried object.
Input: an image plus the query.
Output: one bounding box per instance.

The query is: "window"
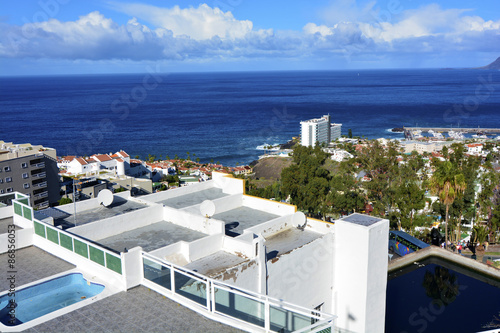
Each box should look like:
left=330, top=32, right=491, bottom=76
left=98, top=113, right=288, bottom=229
left=24, top=183, right=30, bottom=189
left=0, top=179, right=2, bottom=184
left=22, top=173, right=29, bottom=179
left=0, top=190, right=3, bottom=194
left=4, top=166, right=10, bottom=172
left=21, top=162, right=28, bottom=168
left=5, top=177, right=12, bottom=183
left=6, top=188, right=13, bottom=193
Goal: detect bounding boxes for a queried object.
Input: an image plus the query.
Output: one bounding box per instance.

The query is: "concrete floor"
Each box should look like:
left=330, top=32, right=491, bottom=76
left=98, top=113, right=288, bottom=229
left=265, top=228, right=323, bottom=259
left=24, top=286, right=244, bottom=333
left=185, top=251, right=249, bottom=278
left=0, top=216, right=21, bottom=234
left=159, top=188, right=229, bottom=209
left=212, top=206, right=279, bottom=237
left=0, top=246, right=75, bottom=292
left=54, top=198, right=149, bottom=229
left=96, top=221, right=208, bottom=252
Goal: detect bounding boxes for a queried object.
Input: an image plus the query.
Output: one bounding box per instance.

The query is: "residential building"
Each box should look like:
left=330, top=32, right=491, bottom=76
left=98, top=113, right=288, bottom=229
left=467, top=143, right=483, bottom=155
left=330, top=123, right=342, bottom=141
left=2, top=172, right=390, bottom=332
left=400, top=140, right=452, bottom=154
left=0, top=141, right=60, bottom=209
left=300, top=115, right=342, bottom=147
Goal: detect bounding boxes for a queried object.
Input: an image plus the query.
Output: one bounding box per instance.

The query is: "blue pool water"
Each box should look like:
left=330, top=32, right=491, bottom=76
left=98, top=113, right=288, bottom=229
left=0, top=273, right=105, bottom=326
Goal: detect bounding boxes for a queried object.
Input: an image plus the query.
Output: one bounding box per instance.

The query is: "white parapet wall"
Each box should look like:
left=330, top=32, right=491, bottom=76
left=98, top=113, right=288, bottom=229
left=69, top=205, right=164, bottom=241
left=164, top=206, right=225, bottom=235
left=212, top=172, right=245, bottom=194
left=208, top=194, right=243, bottom=215
left=267, top=234, right=335, bottom=313
left=333, top=214, right=389, bottom=333
left=0, top=205, right=12, bottom=219
left=242, top=195, right=296, bottom=216
left=141, top=180, right=215, bottom=202
left=0, top=228, right=34, bottom=254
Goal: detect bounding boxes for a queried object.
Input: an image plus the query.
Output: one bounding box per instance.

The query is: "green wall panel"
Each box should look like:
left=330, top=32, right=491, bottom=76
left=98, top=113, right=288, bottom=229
left=46, top=227, right=59, bottom=244
left=18, top=198, right=29, bottom=205
left=34, top=221, right=46, bottom=238
left=22, top=206, right=32, bottom=221
left=89, top=246, right=105, bottom=266
left=60, top=233, right=73, bottom=251
left=74, top=239, right=89, bottom=258
left=106, top=253, right=122, bottom=274
left=14, top=203, right=22, bottom=216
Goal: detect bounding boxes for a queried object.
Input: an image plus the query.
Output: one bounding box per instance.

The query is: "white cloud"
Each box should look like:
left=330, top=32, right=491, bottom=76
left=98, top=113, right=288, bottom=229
left=109, top=2, right=252, bottom=40
left=0, top=3, right=498, bottom=67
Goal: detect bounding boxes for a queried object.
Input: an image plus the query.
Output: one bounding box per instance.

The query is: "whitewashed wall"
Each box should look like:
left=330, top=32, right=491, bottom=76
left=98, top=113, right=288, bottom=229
left=164, top=206, right=224, bottom=235
left=141, top=180, right=215, bottom=202
left=0, top=205, right=12, bottom=219
left=267, top=234, right=334, bottom=312
left=0, top=228, right=33, bottom=254
left=333, top=217, right=389, bottom=333
left=70, top=205, right=163, bottom=241
left=242, top=195, right=296, bottom=216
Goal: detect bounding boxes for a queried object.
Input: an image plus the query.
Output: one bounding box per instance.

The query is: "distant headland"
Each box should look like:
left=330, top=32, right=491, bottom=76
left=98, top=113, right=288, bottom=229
left=475, top=56, right=500, bottom=70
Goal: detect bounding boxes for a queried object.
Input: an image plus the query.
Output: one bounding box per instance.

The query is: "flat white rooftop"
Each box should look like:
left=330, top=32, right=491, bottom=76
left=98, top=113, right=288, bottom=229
left=212, top=206, right=280, bottom=236
left=53, top=198, right=149, bottom=229
left=185, top=251, right=249, bottom=278
left=95, top=220, right=208, bottom=252
left=265, top=228, right=323, bottom=260
left=159, top=188, right=229, bottom=209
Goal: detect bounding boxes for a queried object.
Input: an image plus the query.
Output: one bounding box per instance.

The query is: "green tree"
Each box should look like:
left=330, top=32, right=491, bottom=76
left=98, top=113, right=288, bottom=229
left=58, top=197, right=73, bottom=206
left=429, top=161, right=466, bottom=248
left=396, top=182, right=426, bottom=234
left=348, top=129, right=353, bottom=139
left=281, top=145, right=330, bottom=218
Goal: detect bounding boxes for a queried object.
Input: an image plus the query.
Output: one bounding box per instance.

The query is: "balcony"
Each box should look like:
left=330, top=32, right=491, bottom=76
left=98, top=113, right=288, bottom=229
left=32, top=172, right=47, bottom=179
left=32, top=181, right=47, bottom=189
left=31, top=162, right=45, bottom=168
left=33, top=191, right=48, bottom=200
left=35, top=201, right=49, bottom=209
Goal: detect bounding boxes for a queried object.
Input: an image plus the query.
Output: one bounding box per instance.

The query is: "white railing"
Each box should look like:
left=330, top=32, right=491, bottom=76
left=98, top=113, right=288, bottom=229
left=142, top=252, right=336, bottom=333
left=32, top=162, right=45, bottom=168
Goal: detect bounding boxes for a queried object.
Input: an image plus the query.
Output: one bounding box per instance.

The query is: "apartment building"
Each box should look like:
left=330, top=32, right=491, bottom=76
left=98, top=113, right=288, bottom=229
left=0, top=141, right=60, bottom=209
left=300, top=114, right=342, bottom=146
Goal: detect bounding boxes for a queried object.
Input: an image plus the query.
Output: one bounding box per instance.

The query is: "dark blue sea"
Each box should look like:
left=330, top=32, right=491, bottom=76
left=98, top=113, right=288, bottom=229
left=1, top=69, right=500, bottom=166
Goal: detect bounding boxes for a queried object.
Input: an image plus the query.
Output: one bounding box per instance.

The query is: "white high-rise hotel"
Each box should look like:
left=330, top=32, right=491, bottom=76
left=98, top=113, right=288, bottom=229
left=300, top=115, right=342, bottom=147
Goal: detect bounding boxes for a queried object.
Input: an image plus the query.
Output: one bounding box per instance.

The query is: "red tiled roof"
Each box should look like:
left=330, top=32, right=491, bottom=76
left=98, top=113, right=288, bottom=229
left=118, top=151, right=130, bottom=158
left=75, top=157, right=87, bottom=165
left=116, top=158, right=124, bottom=163
left=467, top=143, right=483, bottom=148
left=93, top=154, right=112, bottom=162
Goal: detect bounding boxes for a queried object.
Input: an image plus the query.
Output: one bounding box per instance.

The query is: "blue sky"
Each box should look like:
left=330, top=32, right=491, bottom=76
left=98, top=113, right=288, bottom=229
left=1, top=0, right=499, bottom=75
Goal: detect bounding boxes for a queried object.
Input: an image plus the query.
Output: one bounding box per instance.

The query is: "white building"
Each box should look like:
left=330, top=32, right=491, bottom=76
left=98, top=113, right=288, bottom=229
left=467, top=143, right=483, bottom=155
left=330, top=123, right=342, bottom=141
left=2, top=172, right=389, bottom=333
left=300, top=115, right=330, bottom=147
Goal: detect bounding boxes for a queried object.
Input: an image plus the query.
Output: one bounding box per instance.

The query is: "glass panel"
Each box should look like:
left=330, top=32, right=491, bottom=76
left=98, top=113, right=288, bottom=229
left=74, top=239, right=89, bottom=258
left=174, top=271, right=207, bottom=307
left=106, top=253, right=122, bottom=274
left=270, top=306, right=313, bottom=332
left=60, top=232, right=73, bottom=251
left=89, top=246, right=105, bottom=266
left=143, top=258, right=171, bottom=290
left=34, top=221, right=46, bottom=238
left=214, top=287, right=265, bottom=328
left=46, top=227, right=59, bottom=244
left=22, top=206, right=32, bottom=221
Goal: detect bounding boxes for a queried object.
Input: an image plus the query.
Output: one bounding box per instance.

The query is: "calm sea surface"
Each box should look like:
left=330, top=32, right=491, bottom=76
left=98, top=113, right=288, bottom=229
left=1, top=69, right=499, bottom=165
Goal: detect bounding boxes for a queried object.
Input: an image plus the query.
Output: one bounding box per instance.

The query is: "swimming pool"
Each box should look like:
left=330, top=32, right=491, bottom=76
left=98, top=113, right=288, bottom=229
left=0, top=273, right=104, bottom=327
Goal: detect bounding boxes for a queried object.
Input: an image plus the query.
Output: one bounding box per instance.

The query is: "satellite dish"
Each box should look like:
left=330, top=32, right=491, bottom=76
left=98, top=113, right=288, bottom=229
left=200, top=200, right=216, bottom=218
left=292, top=211, right=307, bottom=230
left=97, top=189, right=114, bottom=207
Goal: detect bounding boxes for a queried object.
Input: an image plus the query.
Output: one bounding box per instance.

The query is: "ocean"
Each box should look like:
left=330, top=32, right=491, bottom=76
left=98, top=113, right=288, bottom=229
left=1, top=69, right=499, bottom=166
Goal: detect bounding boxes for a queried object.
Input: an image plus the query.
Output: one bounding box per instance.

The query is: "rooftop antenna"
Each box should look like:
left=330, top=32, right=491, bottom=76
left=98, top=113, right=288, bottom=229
left=293, top=211, right=307, bottom=230
left=200, top=200, right=216, bottom=218
left=97, top=189, right=114, bottom=207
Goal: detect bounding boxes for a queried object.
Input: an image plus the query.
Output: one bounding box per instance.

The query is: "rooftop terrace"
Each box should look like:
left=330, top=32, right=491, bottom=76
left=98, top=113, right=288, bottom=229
left=52, top=197, right=149, bottom=229
left=95, top=220, right=208, bottom=253
left=212, top=206, right=280, bottom=237
left=158, top=188, right=229, bottom=209
left=185, top=251, right=249, bottom=278
left=265, top=228, right=324, bottom=260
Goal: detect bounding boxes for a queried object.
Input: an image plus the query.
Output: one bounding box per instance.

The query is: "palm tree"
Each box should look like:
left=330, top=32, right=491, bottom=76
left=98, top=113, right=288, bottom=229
left=429, top=161, right=466, bottom=249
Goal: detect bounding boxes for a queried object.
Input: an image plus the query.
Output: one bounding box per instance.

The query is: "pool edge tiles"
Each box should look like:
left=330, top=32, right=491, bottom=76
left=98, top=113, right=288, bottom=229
left=0, top=269, right=118, bottom=332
